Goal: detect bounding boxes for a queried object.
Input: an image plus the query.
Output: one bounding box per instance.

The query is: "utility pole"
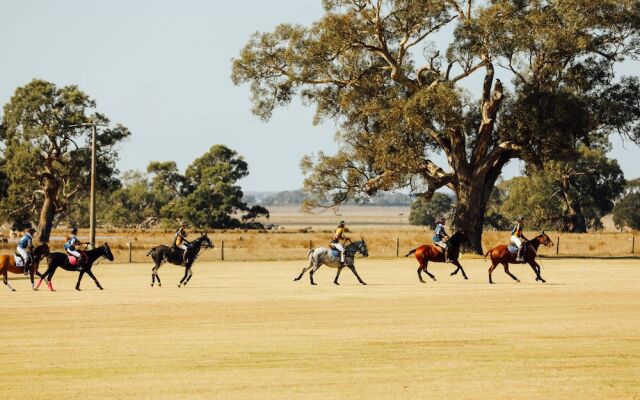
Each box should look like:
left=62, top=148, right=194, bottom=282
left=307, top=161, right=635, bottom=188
left=89, top=124, right=97, bottom=248
left=68, top=121, right=105, bottom=248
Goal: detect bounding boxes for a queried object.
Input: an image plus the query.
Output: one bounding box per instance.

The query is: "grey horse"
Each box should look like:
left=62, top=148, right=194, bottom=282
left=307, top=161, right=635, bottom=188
left=294, top=240, right=369, bottom=285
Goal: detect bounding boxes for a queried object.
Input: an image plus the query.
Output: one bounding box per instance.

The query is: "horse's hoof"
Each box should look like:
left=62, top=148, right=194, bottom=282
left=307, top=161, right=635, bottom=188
left=99, top=287, right=104, bottom=290
left=361, top=282, right=367, bottom=286
left=334, top=282, right=340, bottom=285
left=11, top=289, right=16, bottom=292
left=311, top=283, right=317, bottom=286
left=450, top=272, right=456, bottom=276
left=75, top=288, right=81, bottom=291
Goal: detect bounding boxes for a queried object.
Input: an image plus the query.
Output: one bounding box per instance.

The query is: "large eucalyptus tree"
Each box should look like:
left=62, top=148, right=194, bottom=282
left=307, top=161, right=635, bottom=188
left=233, top=0, right=640, bottom=252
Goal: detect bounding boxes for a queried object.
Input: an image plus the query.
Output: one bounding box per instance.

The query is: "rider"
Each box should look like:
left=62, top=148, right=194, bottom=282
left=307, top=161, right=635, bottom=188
left=173, top=222, right=191, bottom=265
left=511, top=216, right=528, bottom=262
left=64, top=228, right=87, bottom=271
left=331, top=221, right=351, bottom=267
left=433, top=217, right=451, bottom=263
left=16, top=227, right=35, bottom=274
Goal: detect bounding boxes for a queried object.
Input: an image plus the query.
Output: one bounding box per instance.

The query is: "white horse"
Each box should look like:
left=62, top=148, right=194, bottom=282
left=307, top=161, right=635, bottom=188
left=293, top=240, right=369, bottom=285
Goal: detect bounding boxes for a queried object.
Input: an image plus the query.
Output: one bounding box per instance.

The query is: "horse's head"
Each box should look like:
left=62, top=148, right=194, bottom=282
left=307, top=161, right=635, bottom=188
left=102, top=243, right=115, bottom=261
left=449, top=231, right=466, bottom=247
left=356, top=239, right=369, bottom=257
left=197, top=233, right=214, bottom=249
left=34, top=243, right=50, bottom=258
left=538, top=231, right=554, bottom=247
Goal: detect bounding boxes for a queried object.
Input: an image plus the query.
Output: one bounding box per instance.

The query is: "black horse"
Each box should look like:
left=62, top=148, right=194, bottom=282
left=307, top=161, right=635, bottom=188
left=147, top=233, right=214, bottom=288
left=35, top=243, right=115, bottom=291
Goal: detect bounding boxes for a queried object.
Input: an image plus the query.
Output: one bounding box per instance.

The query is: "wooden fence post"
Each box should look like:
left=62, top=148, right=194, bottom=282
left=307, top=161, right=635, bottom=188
left=396, top=238, right=400, bottom=257
left=632, top=236, right=635, bottom=255
left=556, top=237, right=560, bottom=255
left=128, top=242, right=132, bottom=263
left=309, top=240, right=313, bottom=250
left=221, top=240, right=225, bottom=261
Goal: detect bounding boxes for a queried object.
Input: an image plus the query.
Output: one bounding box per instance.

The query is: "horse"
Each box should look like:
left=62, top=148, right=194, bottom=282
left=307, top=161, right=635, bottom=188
left=293, top=240, right=369, bottom=286
left=405, top=231, right=467, bottom=283
left=484, top=232, right=554, bottom=284
left=0, top=244, right=50, bottom=291
left=35, top=243, right=115, bottom=291
left=147, top=233, right=214, bottom=288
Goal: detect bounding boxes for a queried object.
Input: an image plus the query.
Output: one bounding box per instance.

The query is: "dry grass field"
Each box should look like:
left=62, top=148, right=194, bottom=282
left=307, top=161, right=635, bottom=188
left=1, top=258, right=638, bottom=399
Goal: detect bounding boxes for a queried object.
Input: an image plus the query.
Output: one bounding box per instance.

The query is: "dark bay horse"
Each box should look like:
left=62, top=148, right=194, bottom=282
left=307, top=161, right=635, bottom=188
left=148, top=233, right=213, bottom=288
left=405, top=231, right=467, bottom=283
left=0, top=244, right=50, bottom=291
left=294, top=240, right=369, bottom=285
left=484, top=232, right=554, bottom=284
left=35, top=244, right=114, bottom=291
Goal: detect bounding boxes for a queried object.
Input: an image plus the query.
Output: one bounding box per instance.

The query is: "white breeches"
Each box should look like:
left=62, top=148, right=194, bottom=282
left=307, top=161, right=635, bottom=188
left=511, top=236, right=523, bottom=248
left=178, top=244, right=188, bottom=251
left=67, top=249, right=81, bottom=258
left=16, top=247, right=29, bottom=259
left=435, top=241, right=449, bottom=250
left=332, top=243, right=345, bottom=261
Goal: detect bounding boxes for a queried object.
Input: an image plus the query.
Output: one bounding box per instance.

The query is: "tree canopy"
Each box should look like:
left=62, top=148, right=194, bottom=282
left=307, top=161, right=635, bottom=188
left=105, top=145, right=270, bottom=229
left=0, top=79, right=130, bottom=242
left=613, top=192, right=640, bottom=231
left=409, top=192, right=453, bottom=227
left=233, top=0, right=640, bottom=252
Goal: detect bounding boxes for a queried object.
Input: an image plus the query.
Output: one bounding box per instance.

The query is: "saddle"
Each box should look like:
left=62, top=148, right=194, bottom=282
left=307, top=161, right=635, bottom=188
left=508, top=243, right=526, bottom=254
left=68, top=252, right=88, bottom=266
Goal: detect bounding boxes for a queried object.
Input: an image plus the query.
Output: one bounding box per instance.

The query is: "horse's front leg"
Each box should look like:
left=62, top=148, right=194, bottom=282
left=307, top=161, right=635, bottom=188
left=86, top=269, right=104, bottom=290
left=348, top=265, right=367, bottom=286
left=334, top=266, right=344, bottom=285
left=178, top=267, right=189, bottom=288
left=530, top=261, right=546, bottom=283
left=75, top=271, right=86, bottom=291
left=184, top=269, right=194, bottom=286
left=29, top=268, right=35, bottom=289
left=451, top=261, right=468, bottom=280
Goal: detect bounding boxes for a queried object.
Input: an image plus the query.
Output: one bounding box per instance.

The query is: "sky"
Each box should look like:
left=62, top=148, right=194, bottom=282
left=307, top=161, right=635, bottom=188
left=1, top=0, right=638, bottom=192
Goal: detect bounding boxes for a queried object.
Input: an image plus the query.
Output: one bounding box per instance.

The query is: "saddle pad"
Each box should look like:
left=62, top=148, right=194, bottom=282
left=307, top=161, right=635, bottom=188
left=13, top=255, right=25, bottom=267
left=330, top=249, right=341, bottom=258
left=68, top=255, right=78, bottom=266
left=508, top=244, right=518, bottom=254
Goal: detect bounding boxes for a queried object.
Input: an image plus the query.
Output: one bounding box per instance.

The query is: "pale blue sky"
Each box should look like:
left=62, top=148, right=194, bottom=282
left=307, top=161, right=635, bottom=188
left=1, top=1, right=638, bottom=191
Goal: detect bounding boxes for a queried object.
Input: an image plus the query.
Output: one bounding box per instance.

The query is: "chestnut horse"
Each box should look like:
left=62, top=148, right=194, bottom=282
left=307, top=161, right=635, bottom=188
left=484, top=232, right=554, bottom=284
left=0, top=244, right=50, bottom=291
left=405, top=231, right=467, bottom=283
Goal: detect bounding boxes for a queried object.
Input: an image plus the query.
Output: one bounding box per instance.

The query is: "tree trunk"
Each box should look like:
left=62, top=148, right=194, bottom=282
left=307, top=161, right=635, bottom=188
left=560, top=178, right=587, bottom=233
left=452, top=181, right=493, bottom=254
left=451, top=162, right=507, bottom=255
left=37, top=176, right=59, bottom=243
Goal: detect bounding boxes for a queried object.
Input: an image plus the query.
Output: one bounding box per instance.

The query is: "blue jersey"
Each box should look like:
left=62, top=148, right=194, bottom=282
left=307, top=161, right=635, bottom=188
left=18, top=233, right=33, bottom=249
left=64, top=235, right=81, bottom=251
left=433, top=224, right=447, bottom=242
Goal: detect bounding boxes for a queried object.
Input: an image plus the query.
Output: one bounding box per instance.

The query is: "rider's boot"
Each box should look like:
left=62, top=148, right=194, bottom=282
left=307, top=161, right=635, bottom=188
left=444, top=249, right=451, bottom=263
left=516, top=246, right=524, bottom=262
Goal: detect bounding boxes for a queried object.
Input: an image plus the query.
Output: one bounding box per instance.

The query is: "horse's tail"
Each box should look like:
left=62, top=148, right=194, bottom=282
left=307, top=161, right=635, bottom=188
left=307, top=249, right=314, bottom=258
left=405, top=248, right=417, bottom=257
left=484, top=249, right=492, bottom=262
left=146, top=247, right=156, bottom=257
